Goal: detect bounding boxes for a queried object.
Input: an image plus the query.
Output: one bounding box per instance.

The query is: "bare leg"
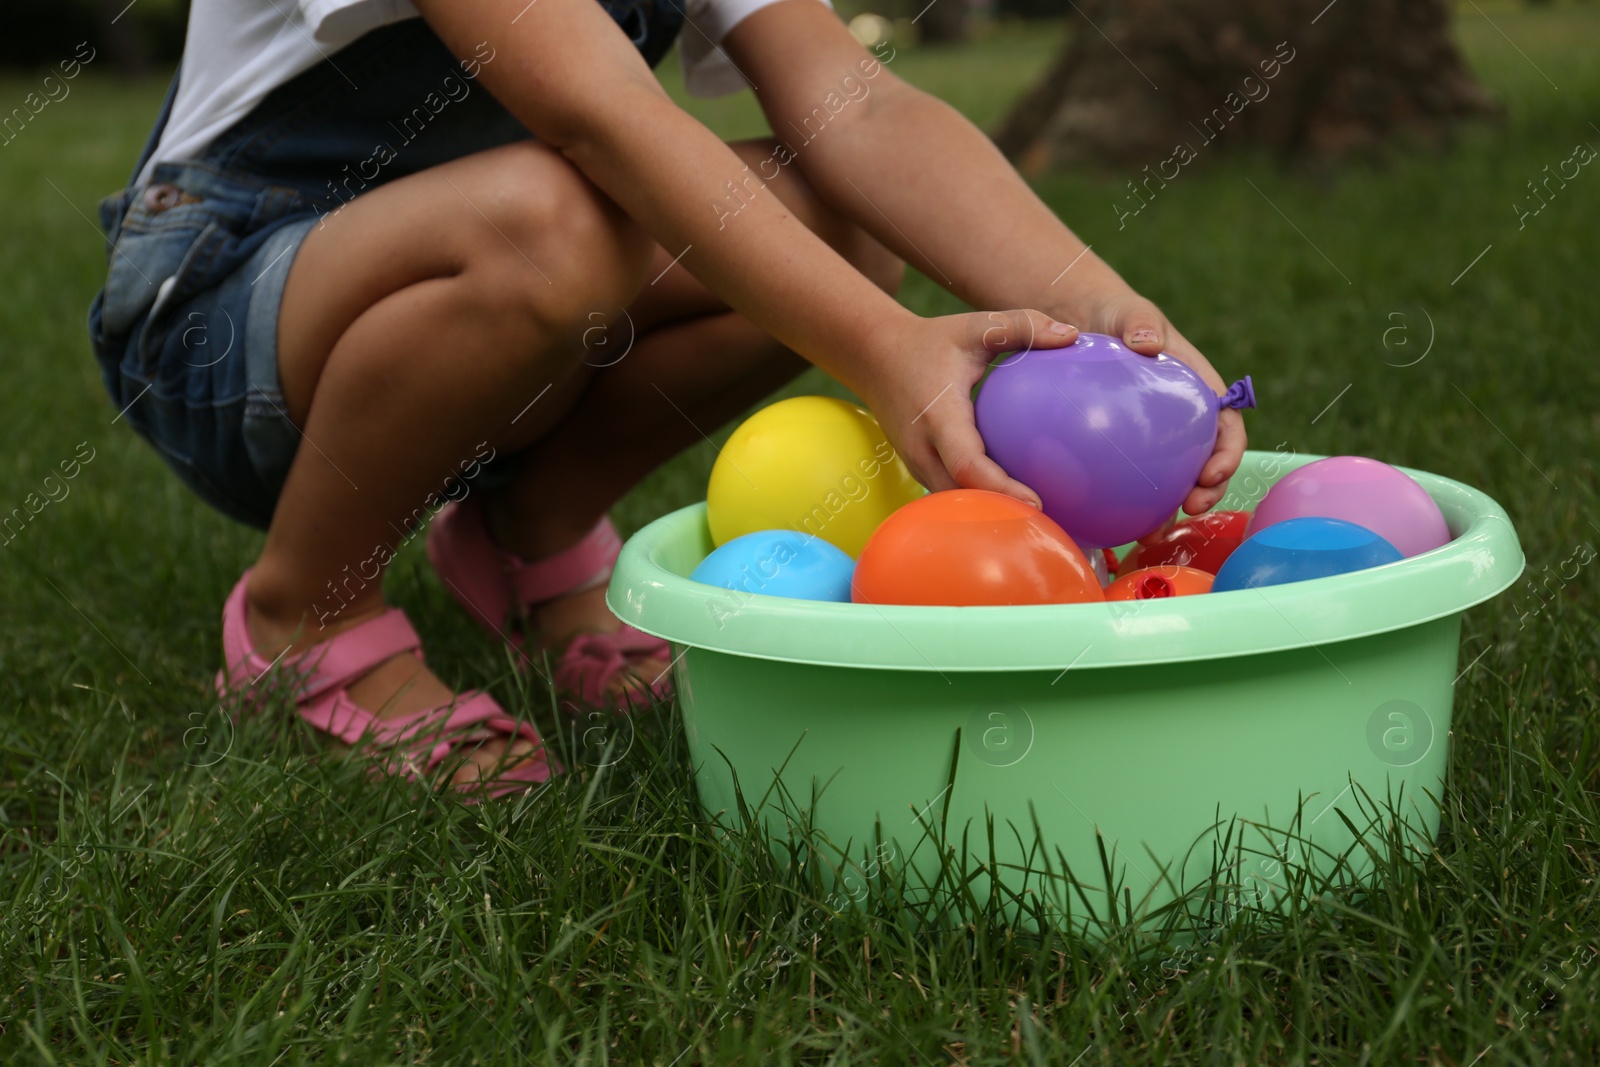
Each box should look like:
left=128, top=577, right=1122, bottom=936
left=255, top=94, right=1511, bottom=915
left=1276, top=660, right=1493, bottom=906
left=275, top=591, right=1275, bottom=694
left=486, top=139, right=904, bottom=648
left=251, top=139, right=900, bottom=789
left=253, top=142, right=651, bottom=786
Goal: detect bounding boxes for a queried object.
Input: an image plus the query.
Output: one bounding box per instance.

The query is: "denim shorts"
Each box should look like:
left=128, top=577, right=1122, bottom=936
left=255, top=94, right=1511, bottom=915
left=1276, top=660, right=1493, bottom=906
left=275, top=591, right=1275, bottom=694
left=87, top=6, right=683, bottom=529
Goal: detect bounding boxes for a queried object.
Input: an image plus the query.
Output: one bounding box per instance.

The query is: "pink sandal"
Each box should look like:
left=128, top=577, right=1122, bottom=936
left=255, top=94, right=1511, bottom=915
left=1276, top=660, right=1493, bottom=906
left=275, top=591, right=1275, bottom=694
left=216, top=572, right=556, bottom=798
left=425, top=495, right=673, bottom=709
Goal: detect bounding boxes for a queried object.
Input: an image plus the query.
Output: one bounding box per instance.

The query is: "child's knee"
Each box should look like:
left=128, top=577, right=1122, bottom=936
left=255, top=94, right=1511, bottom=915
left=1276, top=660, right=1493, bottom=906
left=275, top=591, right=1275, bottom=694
left=470, top=143, right=654, bottom=327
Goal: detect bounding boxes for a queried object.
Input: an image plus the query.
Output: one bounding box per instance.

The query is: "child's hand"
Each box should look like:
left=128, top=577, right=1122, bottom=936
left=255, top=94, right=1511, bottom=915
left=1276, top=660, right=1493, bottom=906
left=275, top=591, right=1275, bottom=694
left=855, top=309, right=1080, bottom=508
left=1079, top=293, right=1248, bottom=522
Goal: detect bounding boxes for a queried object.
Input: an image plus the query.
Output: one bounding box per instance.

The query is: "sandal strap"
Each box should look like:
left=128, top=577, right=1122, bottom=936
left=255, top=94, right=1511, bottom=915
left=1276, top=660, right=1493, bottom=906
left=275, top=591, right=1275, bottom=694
left=368, top=689, right=536, bottom=753
left=425, top=496, right=515, bottom=635
left=302, top=688, right=555, bottom=784
left=426, top=507, right=677, bottom=707
left=393, top=691, right=552, bottom=785
left=555, top=624, right=673, bottom=707
left=220, top=569, right=557, bottom=796
left=291, top=608, right=423, bottom=701
left=509, top=516, right=623, bottom=607
left=219, top=570, right=423, bottom=701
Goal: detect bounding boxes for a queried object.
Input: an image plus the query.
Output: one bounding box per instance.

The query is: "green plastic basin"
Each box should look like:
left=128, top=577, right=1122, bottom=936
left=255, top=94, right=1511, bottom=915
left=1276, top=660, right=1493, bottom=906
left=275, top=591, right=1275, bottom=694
left=607, top=451, right=1523, bottom=929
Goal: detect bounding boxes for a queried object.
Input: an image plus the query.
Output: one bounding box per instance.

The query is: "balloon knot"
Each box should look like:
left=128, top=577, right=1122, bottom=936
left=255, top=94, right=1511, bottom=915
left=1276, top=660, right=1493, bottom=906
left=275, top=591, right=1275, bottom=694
left=1221, top=376, right=1256, bottom=410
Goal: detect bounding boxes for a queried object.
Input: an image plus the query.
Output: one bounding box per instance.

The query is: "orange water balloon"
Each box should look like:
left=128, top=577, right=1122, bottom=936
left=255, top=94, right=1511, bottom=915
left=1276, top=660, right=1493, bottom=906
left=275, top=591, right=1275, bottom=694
left=851, top=490, right=1105, bottom=606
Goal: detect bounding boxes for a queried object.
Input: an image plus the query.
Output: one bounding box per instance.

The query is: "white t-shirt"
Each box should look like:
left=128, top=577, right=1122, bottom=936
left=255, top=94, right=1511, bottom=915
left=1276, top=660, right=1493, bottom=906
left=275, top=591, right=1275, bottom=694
left=138, top=0, right=826, bottom=186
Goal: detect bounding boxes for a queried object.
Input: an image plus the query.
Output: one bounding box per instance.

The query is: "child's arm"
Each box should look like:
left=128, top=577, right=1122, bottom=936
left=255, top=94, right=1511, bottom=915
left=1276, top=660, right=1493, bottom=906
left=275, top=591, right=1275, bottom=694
left=726, top=1, right=1247, bottom=516
left=418, top=0, right=1077, bottom=506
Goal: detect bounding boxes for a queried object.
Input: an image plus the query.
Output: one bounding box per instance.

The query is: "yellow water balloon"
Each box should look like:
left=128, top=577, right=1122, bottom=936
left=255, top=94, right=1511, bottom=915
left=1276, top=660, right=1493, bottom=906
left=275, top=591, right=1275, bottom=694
left=706, top=396, right=924, bottom=558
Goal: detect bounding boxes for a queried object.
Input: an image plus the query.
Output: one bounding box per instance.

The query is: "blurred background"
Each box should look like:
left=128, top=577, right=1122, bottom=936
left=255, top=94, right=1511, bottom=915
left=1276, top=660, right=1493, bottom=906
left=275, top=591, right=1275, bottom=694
left=5, top=0, right=1569, bottom=168
left=3, top=0, right=1584, bottom=70
left=4, top=2, right=1599, bottom=1062
left=12, top=0, right=1009, bottom=71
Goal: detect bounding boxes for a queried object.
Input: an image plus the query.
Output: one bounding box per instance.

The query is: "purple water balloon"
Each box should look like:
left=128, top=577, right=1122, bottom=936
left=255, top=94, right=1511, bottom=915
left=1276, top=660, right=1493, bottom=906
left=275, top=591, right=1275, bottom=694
left=974, top=332, right=1255, bottom=550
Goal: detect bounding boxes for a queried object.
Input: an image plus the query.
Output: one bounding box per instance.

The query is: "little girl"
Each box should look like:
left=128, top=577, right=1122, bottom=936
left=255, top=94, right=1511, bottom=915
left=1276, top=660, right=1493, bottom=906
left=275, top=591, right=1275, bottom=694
left=89, top=0, right=1246, bottom=797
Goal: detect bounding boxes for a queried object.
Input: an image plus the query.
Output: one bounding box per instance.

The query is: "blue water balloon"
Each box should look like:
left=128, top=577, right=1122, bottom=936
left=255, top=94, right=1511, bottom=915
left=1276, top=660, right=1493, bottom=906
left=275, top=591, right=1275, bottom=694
left=1213, top=516, right=1403, bottom=592
left=690, top=529, right=855, bottom=602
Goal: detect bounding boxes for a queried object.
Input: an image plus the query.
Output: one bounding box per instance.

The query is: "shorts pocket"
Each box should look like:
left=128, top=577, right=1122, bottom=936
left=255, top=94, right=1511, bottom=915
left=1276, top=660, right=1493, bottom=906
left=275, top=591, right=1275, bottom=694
left=118, top=219, right=235, bottom=376
left=98, top=212, right=213, bottom=342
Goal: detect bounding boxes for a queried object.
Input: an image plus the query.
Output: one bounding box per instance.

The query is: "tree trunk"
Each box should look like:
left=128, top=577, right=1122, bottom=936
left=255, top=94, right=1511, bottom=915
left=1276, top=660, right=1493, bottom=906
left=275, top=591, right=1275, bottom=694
left=993, top=0, right=1499, bottom=172
left=917, top=0, right=970, bottom=45
left=98, top=0, right=151, bottom=78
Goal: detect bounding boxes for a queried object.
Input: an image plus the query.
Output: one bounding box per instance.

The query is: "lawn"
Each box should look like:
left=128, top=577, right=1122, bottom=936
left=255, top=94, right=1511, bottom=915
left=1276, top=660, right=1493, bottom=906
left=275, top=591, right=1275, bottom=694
left=3, top=6, right=1599, bottom=1064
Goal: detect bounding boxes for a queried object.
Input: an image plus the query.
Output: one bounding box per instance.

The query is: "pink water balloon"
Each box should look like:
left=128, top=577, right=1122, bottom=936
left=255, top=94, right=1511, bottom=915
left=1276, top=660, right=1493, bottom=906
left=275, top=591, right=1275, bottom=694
left=1247, top=456, right=1450, bottom=557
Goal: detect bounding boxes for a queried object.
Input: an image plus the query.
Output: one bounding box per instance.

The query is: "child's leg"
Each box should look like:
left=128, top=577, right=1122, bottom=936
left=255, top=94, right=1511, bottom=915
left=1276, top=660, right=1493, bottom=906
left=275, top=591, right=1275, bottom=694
left=250, top=139, right=898, bottom=784
left=486, top=138, right=904, bottom=644
left=251, top=142, right=650, bottom=782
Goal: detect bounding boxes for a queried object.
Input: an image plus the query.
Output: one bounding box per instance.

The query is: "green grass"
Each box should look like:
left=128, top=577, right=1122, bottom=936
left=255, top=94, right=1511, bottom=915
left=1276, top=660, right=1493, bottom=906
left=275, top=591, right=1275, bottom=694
left=3, top=6, right=1599, bottom=1063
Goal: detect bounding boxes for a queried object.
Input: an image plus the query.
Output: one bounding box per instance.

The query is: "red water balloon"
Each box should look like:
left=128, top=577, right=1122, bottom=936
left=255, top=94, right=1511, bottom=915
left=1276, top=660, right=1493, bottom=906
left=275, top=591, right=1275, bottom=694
left=1116, top=510, right=1250, bottom=576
